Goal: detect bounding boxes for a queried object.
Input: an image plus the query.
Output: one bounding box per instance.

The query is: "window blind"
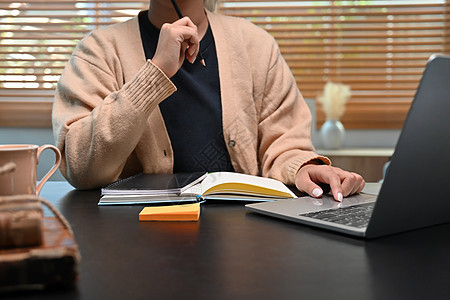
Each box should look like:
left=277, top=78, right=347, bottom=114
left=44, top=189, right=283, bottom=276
left=218, top=0, right=450, bottom=128
left=0, top=1, right=148, bottom=105
left=1, top=0, right=449, bottom=128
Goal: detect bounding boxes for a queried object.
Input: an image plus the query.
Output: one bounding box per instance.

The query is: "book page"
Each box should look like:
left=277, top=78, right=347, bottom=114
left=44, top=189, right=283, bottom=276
left=181, top=183, right=203, bottom=196
left=200, top=172, right=297, bottom=198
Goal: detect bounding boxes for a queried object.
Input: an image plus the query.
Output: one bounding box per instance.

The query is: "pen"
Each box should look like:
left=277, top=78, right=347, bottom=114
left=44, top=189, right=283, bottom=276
left=170, top=0, right=206, bottom=67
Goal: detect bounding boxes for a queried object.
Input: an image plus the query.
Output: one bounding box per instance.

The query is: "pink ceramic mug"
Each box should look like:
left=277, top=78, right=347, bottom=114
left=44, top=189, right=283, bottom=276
left=0, top=144, right=61, bottom=196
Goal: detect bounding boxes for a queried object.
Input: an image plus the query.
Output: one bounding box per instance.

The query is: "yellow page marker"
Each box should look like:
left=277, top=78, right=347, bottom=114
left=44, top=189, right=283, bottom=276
left=139, top=203, right=200, bottom=221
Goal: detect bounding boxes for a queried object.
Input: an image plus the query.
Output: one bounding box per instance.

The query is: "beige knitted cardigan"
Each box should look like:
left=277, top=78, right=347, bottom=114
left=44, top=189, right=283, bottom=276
left=52, top=10, right=329, bottom=189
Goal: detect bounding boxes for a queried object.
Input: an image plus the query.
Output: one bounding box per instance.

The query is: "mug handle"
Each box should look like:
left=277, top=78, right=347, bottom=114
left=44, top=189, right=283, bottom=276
left=36, top=144, right=62, bottom=195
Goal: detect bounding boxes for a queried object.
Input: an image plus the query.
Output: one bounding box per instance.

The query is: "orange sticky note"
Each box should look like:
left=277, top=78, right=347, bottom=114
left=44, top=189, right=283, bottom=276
left=139, top=203, right=200, bottom=221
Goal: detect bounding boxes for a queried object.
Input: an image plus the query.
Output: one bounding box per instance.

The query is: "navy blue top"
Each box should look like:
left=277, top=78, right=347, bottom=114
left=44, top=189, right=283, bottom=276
left=138, top=11, right=233, bottom=173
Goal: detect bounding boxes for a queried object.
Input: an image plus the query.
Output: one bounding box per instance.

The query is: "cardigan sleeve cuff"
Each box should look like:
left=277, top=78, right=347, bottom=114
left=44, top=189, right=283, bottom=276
left=289, top=155, right=332, bottom=179
left=300, top=157, right=331, bottom=167
left=124, top=59, right=177, bottom=114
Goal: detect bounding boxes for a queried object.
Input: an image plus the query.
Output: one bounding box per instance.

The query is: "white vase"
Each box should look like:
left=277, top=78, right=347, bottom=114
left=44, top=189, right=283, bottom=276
left=320, top=119, right=345, bottom=149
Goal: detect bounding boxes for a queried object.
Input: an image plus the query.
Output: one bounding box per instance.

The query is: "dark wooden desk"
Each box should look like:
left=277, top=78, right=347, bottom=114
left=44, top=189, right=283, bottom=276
left=8, top=181, right=450, bottom=299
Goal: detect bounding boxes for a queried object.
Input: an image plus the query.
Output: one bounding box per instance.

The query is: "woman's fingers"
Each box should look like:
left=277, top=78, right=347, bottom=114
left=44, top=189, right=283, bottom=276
left=296, top=164, right=365, bottom=202
left=151, top=17, right=200, bottom=77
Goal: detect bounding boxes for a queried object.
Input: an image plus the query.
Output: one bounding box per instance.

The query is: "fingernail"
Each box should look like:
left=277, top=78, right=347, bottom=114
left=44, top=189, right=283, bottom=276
left=312, top=188, right=322, bottom=197
left=337, top=192, right=343, bottom=202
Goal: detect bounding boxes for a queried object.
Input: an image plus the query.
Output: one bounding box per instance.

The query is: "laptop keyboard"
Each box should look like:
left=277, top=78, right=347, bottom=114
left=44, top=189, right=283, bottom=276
left=299, top=202, right=375, bottom=228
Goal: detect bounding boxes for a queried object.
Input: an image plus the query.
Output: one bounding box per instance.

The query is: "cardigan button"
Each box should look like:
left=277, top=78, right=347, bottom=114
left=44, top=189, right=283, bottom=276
left=228, top=140, right=236, bottom=147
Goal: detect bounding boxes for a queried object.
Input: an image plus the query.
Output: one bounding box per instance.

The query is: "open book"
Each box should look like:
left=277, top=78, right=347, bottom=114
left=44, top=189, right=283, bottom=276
left=98, top=171, right=297, bottom=206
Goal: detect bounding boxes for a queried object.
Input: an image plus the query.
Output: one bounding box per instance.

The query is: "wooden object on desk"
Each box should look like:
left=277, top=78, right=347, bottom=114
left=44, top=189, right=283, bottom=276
left=0, top=197, right=43, bottom=249
left=0, top=195, right=80, bottom=291
left=0, top=217, right=80, bottom=291
left=317, top=148, right=394, bottom=182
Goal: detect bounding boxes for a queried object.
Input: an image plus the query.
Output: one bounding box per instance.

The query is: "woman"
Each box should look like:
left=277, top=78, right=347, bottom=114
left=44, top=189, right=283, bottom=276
left=52, top=0, right=364, bottom=201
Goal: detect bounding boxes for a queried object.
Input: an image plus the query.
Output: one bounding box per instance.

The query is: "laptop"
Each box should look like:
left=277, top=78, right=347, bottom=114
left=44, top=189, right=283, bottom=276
left=246, top=55, right=450, bottom=239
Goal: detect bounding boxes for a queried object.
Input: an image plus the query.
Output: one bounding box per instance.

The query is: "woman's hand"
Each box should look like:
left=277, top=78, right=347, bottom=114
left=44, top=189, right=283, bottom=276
left=151, top=17, right=200, bottom=78
left=295, top=164, right=365, bottom=202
